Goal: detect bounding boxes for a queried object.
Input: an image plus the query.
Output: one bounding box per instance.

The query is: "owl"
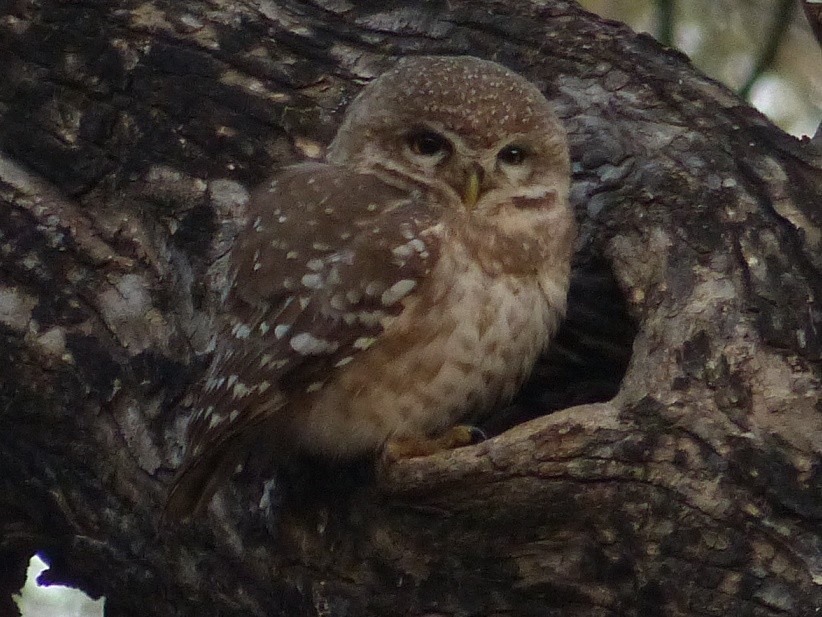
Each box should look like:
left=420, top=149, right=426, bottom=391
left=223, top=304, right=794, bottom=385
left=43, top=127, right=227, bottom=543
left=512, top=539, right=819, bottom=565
left=165, top=55, right=576, bottom=519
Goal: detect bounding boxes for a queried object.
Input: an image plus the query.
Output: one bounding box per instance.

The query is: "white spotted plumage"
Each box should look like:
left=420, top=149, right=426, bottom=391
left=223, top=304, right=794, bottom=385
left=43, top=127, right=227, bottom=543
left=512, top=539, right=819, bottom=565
left=166, top=55, right=575, bottom=519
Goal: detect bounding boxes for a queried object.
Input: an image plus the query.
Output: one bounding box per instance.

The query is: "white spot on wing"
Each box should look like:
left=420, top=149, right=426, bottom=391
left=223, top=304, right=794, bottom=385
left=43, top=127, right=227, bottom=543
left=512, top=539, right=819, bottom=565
left=392, top=243, right=414, bottom=259
left=301, top=273, right=323, bottom=289
left=353, top=336, right=377, bottom=350
left=233, top=382, right=252, bottom=398
left=290, top=332, right=339, bottom=355
left=232, top=323, right=252, bottom=339
left=410, top=239, right=427, bottom=253
left=381, top=279, right=417, bottom=306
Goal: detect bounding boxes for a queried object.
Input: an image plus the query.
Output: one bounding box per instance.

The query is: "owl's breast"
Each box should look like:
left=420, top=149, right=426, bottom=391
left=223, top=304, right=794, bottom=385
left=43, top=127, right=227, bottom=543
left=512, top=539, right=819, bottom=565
left=294, top=237, right=564, bottom=458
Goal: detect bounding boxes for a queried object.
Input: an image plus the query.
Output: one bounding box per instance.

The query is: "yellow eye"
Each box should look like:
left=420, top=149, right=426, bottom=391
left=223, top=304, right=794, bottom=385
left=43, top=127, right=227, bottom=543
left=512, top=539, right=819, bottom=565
left=406, top=130, right=451, bottom=157
left=498, top=144, right=528, bottom=165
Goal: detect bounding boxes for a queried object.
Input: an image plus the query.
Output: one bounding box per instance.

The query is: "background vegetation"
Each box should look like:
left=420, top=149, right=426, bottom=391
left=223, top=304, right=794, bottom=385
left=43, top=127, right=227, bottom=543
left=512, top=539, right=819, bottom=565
left=580, top=0, right=821, bottom=136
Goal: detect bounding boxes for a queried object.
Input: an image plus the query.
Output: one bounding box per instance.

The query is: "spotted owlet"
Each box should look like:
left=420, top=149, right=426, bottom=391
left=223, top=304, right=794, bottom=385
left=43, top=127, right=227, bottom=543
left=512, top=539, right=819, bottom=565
left=165, top=55, right=576, bottom=519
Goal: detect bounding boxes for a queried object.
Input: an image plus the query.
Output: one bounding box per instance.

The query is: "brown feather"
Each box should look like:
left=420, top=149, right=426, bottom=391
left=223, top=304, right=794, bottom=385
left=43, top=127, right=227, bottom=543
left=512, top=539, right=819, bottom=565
left=166, top=165, right=442, bottom=518
left=165, top=56, right=575, bottom=519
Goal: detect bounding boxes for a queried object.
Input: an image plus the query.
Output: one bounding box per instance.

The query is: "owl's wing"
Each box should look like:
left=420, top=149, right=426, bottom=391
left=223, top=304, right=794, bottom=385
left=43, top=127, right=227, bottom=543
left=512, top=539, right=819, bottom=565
left=165, top=163, right=442, bottom=519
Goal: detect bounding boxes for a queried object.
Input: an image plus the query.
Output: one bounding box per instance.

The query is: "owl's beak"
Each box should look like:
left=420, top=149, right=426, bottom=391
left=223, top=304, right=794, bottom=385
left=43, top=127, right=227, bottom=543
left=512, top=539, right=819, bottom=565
left=461, top=167, right=483, bottom=210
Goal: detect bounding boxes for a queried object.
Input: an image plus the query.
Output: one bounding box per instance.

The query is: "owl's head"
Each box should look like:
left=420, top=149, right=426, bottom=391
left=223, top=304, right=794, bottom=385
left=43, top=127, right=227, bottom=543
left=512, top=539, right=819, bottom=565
left=327, top=55, right=570, bottom=218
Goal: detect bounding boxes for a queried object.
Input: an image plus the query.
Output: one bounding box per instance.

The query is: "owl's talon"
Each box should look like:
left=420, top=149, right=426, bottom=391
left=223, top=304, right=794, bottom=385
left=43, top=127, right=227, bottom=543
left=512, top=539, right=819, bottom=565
left=439, top=424, right=479, bottom=449
left=381, top=424, right=485, bottom=463
left=467, top=425, right=488, bottom=444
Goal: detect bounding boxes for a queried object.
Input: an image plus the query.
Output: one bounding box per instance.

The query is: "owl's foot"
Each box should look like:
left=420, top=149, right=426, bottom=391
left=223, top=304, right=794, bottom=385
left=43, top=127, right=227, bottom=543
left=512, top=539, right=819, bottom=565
left=382, top=425, right=487, bottom=462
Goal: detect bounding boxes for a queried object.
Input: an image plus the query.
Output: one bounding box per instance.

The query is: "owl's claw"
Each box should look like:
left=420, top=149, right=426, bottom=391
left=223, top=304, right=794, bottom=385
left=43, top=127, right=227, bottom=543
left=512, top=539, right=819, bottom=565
left=466, top=425, right=488, bottom=444
left=441, top=424, right=487, bottom=448
left=381, top=424, right=486, bottom=463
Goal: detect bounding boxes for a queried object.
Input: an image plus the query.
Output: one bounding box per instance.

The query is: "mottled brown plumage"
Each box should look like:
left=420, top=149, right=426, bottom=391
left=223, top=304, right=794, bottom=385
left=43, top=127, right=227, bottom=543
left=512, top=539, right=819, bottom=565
left=166, top=56, right=576, bottom=519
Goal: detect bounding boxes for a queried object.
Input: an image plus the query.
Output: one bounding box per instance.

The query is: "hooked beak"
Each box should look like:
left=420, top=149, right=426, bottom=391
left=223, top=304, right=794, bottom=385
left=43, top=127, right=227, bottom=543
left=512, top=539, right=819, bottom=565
left=461, top=167, right=482, bottom=210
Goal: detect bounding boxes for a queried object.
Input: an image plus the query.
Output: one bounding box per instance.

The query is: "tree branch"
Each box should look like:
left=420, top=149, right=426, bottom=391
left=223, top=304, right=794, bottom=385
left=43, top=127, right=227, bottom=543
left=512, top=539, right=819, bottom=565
left=1, top=1, right=820, bottom=615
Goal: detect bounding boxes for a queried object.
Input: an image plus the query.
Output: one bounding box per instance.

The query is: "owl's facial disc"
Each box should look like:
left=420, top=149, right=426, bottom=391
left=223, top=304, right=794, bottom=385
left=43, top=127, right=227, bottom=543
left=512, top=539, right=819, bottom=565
left=326, top=56, right=570, bottom=216
left=400, top=125, right=544, bottom=211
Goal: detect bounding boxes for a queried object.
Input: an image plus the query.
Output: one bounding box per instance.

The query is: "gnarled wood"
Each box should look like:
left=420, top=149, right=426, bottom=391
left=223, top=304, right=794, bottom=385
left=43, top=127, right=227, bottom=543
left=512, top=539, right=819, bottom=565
left=1, top=1, right=820, bottom=616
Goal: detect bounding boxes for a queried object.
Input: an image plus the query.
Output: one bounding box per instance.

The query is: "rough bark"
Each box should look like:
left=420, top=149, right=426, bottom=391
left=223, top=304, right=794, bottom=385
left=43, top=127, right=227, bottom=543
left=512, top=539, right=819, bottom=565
left=1, top=1, right=820, bottom=616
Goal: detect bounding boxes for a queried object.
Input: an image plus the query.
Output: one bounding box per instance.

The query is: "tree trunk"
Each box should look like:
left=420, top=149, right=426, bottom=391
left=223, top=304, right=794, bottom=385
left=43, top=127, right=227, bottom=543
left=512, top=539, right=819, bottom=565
left=1, top=1, right=820, bottom=616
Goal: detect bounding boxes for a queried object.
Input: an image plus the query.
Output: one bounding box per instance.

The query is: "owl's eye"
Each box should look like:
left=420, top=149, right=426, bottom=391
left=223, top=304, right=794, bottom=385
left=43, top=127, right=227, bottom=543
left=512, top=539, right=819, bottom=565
left=498, top=144, right=528, bottom=165
left=406, top=130, right=451, bottom=158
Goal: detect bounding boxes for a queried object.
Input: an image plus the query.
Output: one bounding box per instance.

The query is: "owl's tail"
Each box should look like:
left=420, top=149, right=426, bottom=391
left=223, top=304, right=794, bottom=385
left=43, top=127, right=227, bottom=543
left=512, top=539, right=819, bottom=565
left=162, top=443, right=245, bottom=524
